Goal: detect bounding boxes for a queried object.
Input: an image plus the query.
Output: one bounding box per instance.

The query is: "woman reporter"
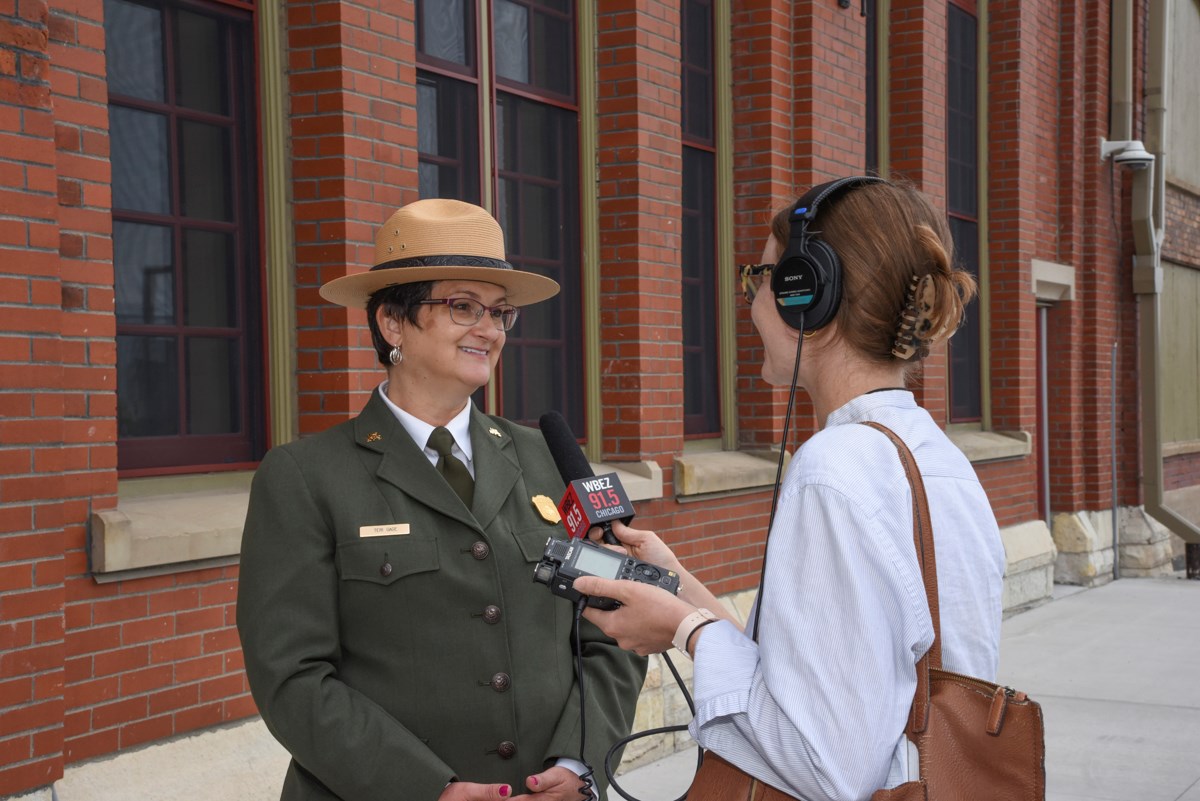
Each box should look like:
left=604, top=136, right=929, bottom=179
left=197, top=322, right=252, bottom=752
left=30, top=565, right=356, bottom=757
left=572, top=178, right=1005, bottom=801
left=237, top=199, right=645, bottom=801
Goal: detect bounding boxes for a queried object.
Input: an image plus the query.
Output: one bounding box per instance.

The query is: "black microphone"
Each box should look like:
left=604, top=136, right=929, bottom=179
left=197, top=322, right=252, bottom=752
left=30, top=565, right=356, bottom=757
left=538, top=411, right=633, bottom=545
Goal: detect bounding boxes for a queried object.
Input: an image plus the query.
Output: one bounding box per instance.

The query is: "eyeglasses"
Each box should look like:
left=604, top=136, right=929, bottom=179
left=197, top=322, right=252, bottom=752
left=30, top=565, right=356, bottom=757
left=419, top=297, right=521, bottom=331
left=739, top=263, right=773, bottom=304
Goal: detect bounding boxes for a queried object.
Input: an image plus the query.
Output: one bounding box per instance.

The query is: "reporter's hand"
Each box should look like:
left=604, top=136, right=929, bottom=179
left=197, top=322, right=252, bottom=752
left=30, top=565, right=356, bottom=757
left=525, top=766, right=593, bottom=801
left=572, top=575, right=695, bottom=656
left=585, top=521, right=681, bottom=574
left=438, top=781, right=515, bottom=801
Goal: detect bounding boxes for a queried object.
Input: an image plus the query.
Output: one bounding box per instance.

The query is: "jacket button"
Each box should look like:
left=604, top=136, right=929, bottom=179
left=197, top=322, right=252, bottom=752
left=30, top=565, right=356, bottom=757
left=490, top=672, right=511, bottom=692
left=497, top=740, right=516, bottom=759
left=379, top=562, right=393, bottom=577
left=482, top=605, right=502, bottom=624
left=471, top=541, right=490, bottom=560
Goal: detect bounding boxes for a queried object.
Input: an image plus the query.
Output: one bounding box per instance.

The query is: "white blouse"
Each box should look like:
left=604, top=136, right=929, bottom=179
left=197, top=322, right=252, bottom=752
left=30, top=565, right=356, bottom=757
left=690, top=390, right=1006, bottom=801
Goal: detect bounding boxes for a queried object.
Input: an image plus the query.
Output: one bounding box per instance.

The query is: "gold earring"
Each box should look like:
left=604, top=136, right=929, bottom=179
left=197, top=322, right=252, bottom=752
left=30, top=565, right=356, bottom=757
left=803, top=330, right=816, bottom=339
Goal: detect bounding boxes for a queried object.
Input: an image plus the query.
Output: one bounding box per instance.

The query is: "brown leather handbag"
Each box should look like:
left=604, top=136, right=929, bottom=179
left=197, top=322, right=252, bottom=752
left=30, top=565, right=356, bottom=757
left=687, top=751, right=795, bottom=801
left=863, top=421, right=1045, bottom=801
left=686, top=423, right=1045, bottom=801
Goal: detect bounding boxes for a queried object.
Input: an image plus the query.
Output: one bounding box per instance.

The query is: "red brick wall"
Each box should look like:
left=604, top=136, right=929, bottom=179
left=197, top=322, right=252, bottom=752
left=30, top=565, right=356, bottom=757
left=889, top=0, right=948, bottom=420
left=0, top=0, right=1167, bottom=796
left=730, top=0, right=800, bottom=451
left=45, top=0, right=254, bottom=783
left=0, top=2, right=66, bottom=791
left=289, top=0, right=419, bottom=435
left=595, top=0, right=685, bottom=467
left=976, top=0, right=1050, bottom=526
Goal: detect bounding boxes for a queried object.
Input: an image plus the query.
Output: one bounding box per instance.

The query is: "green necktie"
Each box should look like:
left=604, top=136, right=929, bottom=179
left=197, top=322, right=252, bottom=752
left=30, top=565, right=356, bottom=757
left=428, top=427, right=474, bottom=508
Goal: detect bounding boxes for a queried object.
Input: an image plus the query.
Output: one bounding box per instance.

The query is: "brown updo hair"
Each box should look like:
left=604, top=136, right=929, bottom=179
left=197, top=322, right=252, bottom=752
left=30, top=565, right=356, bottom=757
left=769, top=179, right=976, bottom=366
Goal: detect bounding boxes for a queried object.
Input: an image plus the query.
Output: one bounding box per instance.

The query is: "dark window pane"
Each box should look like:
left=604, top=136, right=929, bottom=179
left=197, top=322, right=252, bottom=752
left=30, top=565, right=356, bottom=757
left=418, top=162, right=441, bottom=199
left=419, top=0, right=469, bottom=65
left=533, top=11, right=571, bottom=96
left=176, top=9, right=227, bottom=114
left=511, top=292, right=560, bottom=340
left=112, top=4, right=263, bottom=471
left=503, top=345, right=558, bottom=424
left=521, top=184, right=560, bottom=260
left=947, top=4, right=977, bottom=216
left=417, top=72, right=480, bottom=202
left=681, top=146, right=719, bottom=434
left=518, top=107, right=560, bottom=178
left=494, top=0, right=530, bottom=84
left=684, top=0, right=711, bottom=68
left=948, top=216, right=981, bottom=420
left=188, top=337, right=240, bottom=434
left=104, top=0, right=165, bottom=102
left=496, top=92, right=582, bottom=431
left=179, top=120, right=232, bottom=220
left=417, top=80, right=441, bottom=154
left=118, top=335, right=179, bottom=437
left=114, top=221, right=174, bottom=325
left=110, top=106, right=170, bottom=214
left=183, top=229, right=235, bottom=327
left=496, top=175, right=518, bottom=246
left=681, top=0, right=713, bottom=143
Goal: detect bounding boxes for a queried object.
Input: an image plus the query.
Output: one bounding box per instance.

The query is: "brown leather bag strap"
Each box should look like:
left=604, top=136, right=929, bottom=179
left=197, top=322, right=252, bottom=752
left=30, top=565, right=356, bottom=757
left=860, top=422, right=941, bottom=735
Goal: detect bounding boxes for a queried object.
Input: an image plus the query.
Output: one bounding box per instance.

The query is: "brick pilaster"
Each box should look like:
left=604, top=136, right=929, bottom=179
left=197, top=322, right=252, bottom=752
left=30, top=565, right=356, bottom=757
left=595, top=1, right=685, bottom=465
left=0, top=1, right=66, bottom=793
left=288, top=0, right=419, bottom=435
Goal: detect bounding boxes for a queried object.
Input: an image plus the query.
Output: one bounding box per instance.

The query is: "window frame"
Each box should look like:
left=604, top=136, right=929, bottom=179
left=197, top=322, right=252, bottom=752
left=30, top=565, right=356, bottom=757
left=107, top=0, right=265, bottom=476
left=415, top=0, right=586, bottom=432
left=946, top=0, right=983, bottom=424
left=681, top=0, right=721, bottom=438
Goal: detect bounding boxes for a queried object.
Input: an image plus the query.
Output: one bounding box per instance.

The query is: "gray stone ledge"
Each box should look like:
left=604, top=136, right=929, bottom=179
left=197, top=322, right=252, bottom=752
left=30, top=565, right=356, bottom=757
left=673, top=450, right=786, bottom=497
left=592, top=459, right=664, bottom=503
left=945, top=425, right=1032, bottom=463
left=90, top=472, right=253, bottom=575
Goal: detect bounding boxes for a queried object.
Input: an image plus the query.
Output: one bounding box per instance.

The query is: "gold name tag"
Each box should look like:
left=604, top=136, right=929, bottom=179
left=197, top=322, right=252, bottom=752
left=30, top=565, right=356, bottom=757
left=359, top=523, right=411, bottom=538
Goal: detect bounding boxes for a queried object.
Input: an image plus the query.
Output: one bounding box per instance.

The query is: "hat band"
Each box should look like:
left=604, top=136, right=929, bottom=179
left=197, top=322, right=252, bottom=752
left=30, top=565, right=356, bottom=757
left=373, top=255, right=513, bottom=272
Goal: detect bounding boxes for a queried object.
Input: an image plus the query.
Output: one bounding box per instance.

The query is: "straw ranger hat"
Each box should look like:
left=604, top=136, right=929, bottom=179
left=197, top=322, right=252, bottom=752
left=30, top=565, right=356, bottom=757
left=319, top=198, right=561, bottom=309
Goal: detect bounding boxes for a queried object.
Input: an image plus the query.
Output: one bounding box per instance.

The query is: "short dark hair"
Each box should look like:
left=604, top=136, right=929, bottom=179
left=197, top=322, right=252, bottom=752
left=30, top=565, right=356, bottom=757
left=365, top=281, right=434, bottom=365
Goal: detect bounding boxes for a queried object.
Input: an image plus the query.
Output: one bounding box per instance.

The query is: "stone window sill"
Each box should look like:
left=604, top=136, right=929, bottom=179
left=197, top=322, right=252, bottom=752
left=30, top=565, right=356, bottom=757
left=673, top=449, right=787, bottom=498
left=590, top=460, right=664, bottom=502
left=89, top=472, right=253, bottom=581
left=89, top=461, right=663, bottom=582
left=945, top=425, right=1032, bottom=463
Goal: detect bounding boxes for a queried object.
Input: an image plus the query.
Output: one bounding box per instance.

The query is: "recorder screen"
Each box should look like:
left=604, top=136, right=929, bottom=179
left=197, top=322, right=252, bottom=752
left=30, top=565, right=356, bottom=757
left=574, top=545, right=624, bottom=580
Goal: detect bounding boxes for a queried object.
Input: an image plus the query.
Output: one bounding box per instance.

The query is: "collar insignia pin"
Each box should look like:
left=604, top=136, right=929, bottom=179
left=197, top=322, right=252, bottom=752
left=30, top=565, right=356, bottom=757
left=489, top=427, right=503, bottom=438
left=366, top=432, right=382, bottom=443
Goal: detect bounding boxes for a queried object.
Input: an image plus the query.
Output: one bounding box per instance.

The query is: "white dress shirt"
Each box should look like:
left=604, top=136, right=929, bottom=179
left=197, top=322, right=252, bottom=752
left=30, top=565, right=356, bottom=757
left=378, top=383, right=475, bottom=477
left=689, top=390, right=1006, bottom=801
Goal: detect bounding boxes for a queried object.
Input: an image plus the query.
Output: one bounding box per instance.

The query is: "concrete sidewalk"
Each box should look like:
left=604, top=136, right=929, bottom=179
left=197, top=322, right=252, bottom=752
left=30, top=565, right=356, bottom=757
left=13, top=576, right=1199, bottom=801
left=616, top=577, right=1200, bottom=801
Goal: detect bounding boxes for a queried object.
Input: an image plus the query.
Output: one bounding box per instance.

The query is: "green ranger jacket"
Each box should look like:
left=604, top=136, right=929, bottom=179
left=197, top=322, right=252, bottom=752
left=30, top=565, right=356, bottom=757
left=237, top=392, right=647, bottom=800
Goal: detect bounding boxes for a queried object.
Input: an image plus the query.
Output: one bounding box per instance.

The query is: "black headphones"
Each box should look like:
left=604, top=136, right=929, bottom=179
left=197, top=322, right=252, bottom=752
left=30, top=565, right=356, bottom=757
left=770, top=175, right=887, bottom=332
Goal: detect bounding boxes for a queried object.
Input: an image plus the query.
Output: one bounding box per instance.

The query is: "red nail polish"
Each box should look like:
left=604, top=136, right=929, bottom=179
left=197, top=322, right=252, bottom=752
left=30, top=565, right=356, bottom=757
left=500, top=785, right=510, bottom=797
left=530, top=776, right=540, bottom=787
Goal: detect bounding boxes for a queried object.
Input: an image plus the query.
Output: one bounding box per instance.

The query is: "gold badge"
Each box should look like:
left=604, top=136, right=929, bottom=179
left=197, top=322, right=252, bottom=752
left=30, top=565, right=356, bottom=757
left=532, top=495, right=561, bottom=524
left=366, top=432, right=382, bottom=443
left=489, top=427, right=503, bottom=438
